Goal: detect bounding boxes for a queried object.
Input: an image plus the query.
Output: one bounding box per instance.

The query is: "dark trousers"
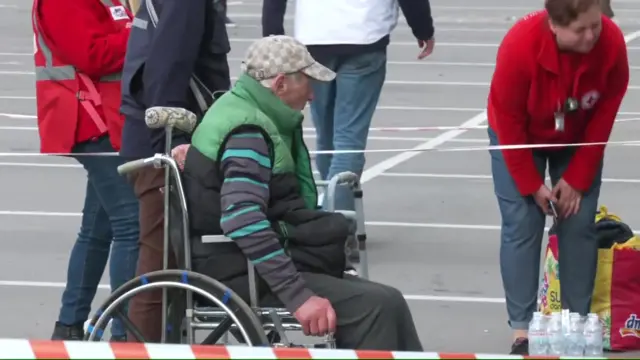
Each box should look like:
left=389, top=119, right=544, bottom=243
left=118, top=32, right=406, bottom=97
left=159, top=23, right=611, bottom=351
left=58, top=136, right=139, bottom=338
left=488, top=128, right=602, bottom=330
left=602, top=0, right=614, bottom=18
left=302, top=273, right=422, bottom=351
left=127, top=167, right=175, bottom=342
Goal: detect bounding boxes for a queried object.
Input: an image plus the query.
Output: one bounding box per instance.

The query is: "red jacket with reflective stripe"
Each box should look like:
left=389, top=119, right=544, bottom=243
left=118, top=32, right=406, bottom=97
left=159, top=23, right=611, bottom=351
left=32, top=0, right=132, bottom=153
left=487, top=10, right=629, bottom=195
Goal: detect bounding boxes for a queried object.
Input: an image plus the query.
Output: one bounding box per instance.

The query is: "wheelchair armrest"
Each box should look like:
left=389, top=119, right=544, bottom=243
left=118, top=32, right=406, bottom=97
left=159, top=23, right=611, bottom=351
left=334, top=210, right=357, bottom=222
left=201, top=235, right=233, bottom=243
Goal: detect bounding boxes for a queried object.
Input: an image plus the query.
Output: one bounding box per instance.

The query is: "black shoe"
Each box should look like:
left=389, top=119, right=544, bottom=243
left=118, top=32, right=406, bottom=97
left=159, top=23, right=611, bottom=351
left=51, top=322, right=84, bottom=341
left=509, top=337, right=529, bottom=355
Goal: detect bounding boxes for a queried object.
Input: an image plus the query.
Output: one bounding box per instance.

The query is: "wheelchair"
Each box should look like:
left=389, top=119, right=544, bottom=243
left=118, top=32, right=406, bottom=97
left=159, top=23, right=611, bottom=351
left=83, top=107, right=369, bottom=348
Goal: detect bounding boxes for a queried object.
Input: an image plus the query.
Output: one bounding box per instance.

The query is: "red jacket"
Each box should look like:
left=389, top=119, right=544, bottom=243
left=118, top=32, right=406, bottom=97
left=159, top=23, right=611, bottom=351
left=487, top=10, right=629, bottom=195
left=33, top=0, right=131, bottom=153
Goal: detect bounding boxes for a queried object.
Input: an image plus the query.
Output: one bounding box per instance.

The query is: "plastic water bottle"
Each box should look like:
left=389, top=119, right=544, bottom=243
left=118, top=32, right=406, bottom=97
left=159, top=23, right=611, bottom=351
left=565, top=313, right=585, bottom=356
left=528, top=312, right=548, bottom=356
left=562, top=309, right=571, bottom=337
left=548, top=312, right=565, bottom=355
left=584, top=313, right=604, bottom=356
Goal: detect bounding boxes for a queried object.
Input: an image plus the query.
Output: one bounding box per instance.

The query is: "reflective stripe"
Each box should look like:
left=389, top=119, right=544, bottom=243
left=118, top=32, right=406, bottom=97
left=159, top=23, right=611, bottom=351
left=33, top=0, right=123, bottom=83
left=101, top=73, right=122, bottom=82
left=132, top=17, right=147, bottom=29
left=35, top=66, right=74, bottom=81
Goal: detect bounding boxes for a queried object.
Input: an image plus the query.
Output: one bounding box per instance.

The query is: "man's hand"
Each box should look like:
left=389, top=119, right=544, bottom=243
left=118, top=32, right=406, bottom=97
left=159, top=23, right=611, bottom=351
left=417, top=38, right=435, bottom=59
left=533, top=184, right=558, bottom=216
left=294, top=296, right=336, bottom=337
left=551, top=178, right=582, bottom=219
left=171, top=144, right=190, bottom=170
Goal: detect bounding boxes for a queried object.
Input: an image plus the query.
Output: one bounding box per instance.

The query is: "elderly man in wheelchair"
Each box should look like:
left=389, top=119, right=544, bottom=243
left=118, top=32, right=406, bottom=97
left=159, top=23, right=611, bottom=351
left=85, top=35, right=422, bottom=351
left=182, top=35, right=422, bottom=351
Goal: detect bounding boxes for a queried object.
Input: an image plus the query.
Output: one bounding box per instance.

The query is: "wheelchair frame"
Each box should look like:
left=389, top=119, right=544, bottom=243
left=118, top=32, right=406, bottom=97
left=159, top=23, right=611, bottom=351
left=84, top=108, right=369, bottom=348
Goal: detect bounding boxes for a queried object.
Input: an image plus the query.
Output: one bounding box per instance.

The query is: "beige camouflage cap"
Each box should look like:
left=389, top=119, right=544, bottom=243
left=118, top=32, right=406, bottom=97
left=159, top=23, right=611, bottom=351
left=242, top=35, right=336, bottom=82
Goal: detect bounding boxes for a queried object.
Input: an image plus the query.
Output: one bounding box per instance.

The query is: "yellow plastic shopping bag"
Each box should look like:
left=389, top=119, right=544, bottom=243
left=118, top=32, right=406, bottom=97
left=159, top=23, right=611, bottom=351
left=538, top=206, right=640, bottom=351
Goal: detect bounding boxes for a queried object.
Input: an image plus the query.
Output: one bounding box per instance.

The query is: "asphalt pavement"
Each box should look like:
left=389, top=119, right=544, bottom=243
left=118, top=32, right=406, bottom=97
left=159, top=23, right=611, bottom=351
left=1, top=0, right=640, bottom=356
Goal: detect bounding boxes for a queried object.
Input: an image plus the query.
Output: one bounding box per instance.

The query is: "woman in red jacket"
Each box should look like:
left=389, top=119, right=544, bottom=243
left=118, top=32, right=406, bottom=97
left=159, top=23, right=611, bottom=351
left=487, top=0, right=628, bottom=355
left=32, top=0, right=138, bottom=341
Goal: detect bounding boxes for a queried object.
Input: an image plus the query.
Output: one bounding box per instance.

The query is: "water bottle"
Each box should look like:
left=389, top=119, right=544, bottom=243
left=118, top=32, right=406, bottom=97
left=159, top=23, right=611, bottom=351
left=548, top=312, right=565, bottom=355
left=528, top=312, right=548, bottom=356
left=584, top=313, right=604, bottom=356
left=565, top=313, right=585, bottom=356
left=562, top=309, right=571, bottom=337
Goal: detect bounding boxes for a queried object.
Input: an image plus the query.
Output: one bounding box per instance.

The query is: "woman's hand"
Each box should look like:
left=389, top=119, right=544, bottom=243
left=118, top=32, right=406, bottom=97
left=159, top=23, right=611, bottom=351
left=551, top=178, right=582, bottom=219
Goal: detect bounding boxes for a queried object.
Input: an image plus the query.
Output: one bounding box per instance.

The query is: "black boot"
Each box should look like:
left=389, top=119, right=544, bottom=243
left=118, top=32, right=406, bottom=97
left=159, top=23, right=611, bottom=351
left=509, top=337, right=529, bottom=355
left=51, top=322, right=84, bottom=341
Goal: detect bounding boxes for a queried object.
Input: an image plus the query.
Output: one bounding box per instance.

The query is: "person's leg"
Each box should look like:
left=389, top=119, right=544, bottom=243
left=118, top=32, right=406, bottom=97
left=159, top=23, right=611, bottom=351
left=323, top=49, right=387, bottom=212
left=310, top=56, right=339, bottom=181
left=80, top=137, right=140, bottom=340
left=301, top=272, right=422, bottom=351
left=53, top=137, right=140, bottom=341
left=127, top=167, right=176, bottom=342
left=53, top=174, right=112, bottom=340
left=601, top=0, right=614, bottom=18
left=548, top=150, right=602, bottom=316
left=488, top=128, right=547, bottom=347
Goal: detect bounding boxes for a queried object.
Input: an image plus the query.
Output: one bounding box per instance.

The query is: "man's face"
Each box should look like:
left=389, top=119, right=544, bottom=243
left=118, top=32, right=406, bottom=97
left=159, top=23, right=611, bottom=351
left=550, top=5, right=602, bottom=53
left=271, top=72, right=314, bottom=111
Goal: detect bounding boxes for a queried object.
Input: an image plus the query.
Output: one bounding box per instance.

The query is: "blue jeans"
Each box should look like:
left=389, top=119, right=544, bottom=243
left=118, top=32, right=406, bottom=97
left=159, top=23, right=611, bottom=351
left=310, top=49, right=387, bottom=211
left=58, top=136, right=140, bottom=337
left=488, top=128, right=601, bottom=330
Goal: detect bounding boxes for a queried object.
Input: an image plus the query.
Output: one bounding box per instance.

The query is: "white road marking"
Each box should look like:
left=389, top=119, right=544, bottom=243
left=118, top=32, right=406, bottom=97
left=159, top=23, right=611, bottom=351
left=0, top=113, right=35, bottom=119
left=0, top=211, right=638, bottom=235
left=0, top=162, right=80, bottom=168
left=359, top=112, right=487, bottom=184
left=0, top=279, right=505, bottom=304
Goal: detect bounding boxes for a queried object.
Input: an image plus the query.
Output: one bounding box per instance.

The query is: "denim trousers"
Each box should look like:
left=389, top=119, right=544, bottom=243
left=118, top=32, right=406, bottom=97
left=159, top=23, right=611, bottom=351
left=57, top=136, right=140, bottom=337
left=488, top=128, right=601, bottom=330
left=310, top=49, right=387, bottom=211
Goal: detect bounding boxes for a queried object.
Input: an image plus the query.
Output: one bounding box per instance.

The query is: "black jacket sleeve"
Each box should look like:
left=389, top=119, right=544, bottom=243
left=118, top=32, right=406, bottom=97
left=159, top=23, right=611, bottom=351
left=142, top=0, right=206, bottom=108
left=398, top=0, right=434, bottom=40
left=262, top=0, right=287, bottom=36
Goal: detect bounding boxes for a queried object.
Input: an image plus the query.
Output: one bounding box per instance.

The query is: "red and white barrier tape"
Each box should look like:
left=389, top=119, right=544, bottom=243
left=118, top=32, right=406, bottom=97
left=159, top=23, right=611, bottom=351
left=0, top=139, right=638, bottom=157
left=0, top=339, right=575, bottom=359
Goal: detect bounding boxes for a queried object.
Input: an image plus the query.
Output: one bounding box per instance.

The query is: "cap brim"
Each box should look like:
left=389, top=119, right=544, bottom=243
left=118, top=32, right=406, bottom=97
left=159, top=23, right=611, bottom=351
left=302, top=61, right=336, bottom=82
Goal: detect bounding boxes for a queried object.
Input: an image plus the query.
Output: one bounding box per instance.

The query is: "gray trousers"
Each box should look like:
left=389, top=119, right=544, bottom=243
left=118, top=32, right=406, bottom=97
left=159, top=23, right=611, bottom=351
left=229, top=272, right=423, bottom=351
left=488, top=128, right=602, bottom=330
left=302, top=272, right=423, bottom=351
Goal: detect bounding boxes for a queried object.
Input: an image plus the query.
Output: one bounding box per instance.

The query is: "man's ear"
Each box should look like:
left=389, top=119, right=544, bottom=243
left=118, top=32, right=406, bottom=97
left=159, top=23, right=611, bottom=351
left=270, top=73, right=287, bottom=94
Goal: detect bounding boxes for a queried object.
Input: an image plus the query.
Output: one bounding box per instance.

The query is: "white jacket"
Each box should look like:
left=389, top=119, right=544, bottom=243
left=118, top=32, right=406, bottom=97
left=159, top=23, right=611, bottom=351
left=293, top=0, right=400, bottom=45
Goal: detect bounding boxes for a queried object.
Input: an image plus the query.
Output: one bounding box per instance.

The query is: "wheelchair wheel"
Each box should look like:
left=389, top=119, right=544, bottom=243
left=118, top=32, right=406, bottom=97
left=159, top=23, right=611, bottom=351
left=83, top=269, right=269, bottom=346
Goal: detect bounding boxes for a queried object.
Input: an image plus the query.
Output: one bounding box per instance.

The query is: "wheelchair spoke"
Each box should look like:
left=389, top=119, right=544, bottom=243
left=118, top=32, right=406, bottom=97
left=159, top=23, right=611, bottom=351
left=200, top=316, right=233, bottom=345
left=112, top=308, right=148, bottom=343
